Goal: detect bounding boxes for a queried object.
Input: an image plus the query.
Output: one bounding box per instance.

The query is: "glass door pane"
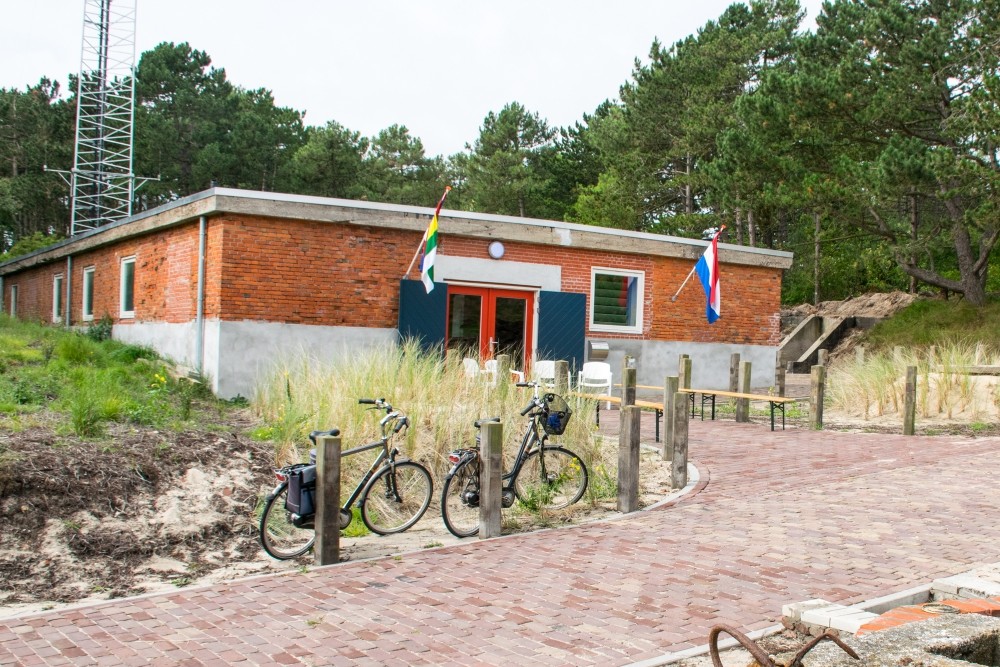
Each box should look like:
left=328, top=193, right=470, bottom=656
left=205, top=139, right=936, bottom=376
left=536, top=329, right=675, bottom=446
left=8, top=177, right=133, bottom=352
left=447, top=293, right=482, bottom=357
left=493, top=296, right=526, bottom=369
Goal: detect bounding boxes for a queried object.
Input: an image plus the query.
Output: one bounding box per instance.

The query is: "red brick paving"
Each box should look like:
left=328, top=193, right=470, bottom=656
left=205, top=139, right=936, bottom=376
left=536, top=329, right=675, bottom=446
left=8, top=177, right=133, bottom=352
left=2, top=421, right=1000, bottom=666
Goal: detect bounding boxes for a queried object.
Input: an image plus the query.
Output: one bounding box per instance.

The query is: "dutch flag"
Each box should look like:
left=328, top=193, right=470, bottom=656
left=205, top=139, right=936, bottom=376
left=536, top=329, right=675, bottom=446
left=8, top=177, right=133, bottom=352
left=694, top=228, right=721, bottom=324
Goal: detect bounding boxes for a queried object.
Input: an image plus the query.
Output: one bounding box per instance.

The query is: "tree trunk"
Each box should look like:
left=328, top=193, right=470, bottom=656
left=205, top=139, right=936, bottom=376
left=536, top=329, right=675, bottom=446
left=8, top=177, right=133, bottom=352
left=909, top=193, right=918, bottom=294
left=735, top=208, right=744, bottom=245
left=814, top=212, right=821, bottom=307
left=748, top=209, right=756, bottom=247
left=685, top=154, right=693, bottom=215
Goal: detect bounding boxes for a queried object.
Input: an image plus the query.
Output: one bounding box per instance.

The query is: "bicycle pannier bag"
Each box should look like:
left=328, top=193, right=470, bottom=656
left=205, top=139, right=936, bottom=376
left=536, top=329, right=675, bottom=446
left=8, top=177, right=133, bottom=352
left=285, top=464, right=317, bottom=517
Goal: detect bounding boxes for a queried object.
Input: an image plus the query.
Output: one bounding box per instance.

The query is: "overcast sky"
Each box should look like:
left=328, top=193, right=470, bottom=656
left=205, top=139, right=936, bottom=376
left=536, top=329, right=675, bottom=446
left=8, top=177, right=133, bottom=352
left=2, top=1, right=824, bottom=158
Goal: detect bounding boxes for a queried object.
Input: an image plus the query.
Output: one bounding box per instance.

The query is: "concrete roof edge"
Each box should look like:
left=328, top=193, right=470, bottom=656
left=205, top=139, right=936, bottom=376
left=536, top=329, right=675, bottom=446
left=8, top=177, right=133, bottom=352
left=0, top=188, right=794, bottom=274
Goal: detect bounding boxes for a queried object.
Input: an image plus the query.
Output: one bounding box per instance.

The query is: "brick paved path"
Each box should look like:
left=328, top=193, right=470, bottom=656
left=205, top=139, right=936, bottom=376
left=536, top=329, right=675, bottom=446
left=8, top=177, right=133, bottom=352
left=3, top=422, right=1000, bottom=666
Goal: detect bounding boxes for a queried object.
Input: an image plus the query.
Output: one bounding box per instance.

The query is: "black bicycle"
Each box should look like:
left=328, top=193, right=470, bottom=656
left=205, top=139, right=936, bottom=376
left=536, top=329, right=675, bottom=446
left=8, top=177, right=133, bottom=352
left=441, top=382, right=588, bottom=538
left=259, top=399, right=433, bottom=560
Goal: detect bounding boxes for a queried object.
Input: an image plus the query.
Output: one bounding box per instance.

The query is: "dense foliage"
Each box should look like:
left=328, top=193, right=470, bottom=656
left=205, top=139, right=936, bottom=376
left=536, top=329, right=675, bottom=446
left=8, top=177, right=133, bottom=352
left=2, top=0, right=999, bottom=305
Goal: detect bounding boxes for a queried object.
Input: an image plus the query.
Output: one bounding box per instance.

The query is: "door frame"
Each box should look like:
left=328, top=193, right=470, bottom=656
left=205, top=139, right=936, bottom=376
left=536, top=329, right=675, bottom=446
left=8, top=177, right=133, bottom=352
left=445, top=284, right=535, bottom=367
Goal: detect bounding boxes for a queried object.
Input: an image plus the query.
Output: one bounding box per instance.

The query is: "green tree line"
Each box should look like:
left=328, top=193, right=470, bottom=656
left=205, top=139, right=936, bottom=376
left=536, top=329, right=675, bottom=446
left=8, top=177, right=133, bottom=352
left=2, top=0, right=998, bottom=305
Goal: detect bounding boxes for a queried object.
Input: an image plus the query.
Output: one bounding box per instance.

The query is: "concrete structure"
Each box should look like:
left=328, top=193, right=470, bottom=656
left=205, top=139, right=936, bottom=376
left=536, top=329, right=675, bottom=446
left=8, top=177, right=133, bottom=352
left=0, top=188, right=793, bottom=398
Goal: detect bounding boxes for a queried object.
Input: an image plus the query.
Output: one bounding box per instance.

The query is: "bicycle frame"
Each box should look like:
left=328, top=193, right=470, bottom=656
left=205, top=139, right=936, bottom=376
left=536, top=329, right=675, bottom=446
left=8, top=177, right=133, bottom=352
left=339, top=439, right=398, bottom=509
left=500, top=415, right=546, bottom=490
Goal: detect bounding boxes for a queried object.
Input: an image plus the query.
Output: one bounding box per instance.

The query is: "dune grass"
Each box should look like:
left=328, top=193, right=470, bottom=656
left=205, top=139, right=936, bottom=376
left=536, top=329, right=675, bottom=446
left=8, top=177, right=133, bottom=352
left=827, top=341, right=1000, bottom=421
left=251, top=339, right=612, bottom=505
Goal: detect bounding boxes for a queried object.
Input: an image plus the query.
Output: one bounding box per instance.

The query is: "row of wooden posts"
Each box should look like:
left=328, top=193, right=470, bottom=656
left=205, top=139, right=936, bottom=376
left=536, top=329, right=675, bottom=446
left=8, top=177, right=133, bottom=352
left=309, top=351, right=921, bottom=565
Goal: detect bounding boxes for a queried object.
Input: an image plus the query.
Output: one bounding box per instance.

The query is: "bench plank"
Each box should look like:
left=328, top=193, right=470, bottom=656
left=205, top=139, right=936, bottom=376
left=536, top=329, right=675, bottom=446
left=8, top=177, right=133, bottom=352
left=676, top=388, right=803, bottom=430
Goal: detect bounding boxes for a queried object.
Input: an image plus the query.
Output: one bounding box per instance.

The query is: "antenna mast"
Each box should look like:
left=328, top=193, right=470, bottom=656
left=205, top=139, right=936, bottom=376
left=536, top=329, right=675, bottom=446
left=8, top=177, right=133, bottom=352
left=52, top=0, right=152, bottom=235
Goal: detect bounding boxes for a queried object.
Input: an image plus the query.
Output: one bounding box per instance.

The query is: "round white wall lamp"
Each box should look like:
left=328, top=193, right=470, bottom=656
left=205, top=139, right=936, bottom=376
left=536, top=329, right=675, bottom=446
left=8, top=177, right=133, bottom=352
left=488, top=241, right=505, bottom=259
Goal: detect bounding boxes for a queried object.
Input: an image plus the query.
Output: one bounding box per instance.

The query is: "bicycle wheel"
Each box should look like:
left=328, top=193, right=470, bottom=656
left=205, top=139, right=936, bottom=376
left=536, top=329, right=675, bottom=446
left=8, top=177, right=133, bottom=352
left=360, top=461, right=433, bottom=535
left=259, top=482, right=315, bottom=560
left=513, top=446, right=588, bottom=511
left=441, top=458, right=481, bottom=538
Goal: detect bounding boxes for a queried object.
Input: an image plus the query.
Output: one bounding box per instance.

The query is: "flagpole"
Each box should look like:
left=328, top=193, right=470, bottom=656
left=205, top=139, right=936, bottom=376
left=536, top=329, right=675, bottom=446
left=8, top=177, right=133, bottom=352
left=404, top=229, right=428, bottom=279
left=403, top=186, right=451, bottom=280
left=670, top=225, right=725, bottom=302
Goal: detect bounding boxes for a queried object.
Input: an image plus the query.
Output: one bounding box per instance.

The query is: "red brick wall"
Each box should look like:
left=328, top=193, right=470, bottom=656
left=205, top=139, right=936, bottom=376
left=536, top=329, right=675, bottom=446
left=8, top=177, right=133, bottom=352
left=2, top=214, right=782, bottom=346
left=214, top=215, right=423, bottom=326
left=442, top=236, right=783, bottom=346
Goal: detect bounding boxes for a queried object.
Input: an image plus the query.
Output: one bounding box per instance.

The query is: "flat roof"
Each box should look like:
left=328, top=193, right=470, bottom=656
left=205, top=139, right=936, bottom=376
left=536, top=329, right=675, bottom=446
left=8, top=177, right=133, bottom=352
left=0, top=187, right=793, bottom=274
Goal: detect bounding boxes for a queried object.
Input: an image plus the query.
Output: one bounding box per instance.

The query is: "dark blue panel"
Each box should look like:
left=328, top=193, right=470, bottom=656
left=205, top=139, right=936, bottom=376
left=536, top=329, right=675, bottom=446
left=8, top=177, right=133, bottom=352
left=537, top=291, right=586, bottom=373
left=398, top=279, right=447, bottom=352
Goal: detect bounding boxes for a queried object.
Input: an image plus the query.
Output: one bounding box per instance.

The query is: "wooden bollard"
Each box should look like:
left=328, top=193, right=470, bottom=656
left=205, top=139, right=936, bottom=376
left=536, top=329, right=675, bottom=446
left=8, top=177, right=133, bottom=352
left=315, top=433, right=342, bottom=566
left=856, top=346, right=866, bottom=365
left=818, top=349, right=829, bottom=367
left=479, top=421, right=503, bottom=538
left=775, top=361, right=786, bottom=397
left=621, top=366, right=636, bottom=408
left=809, top=365, right=826, bottom=430
left=729, top=353, right=741, bottom=393
left=679, top=356, right=692, bottom=390
left=903, top=365, right=917, bottom=436
left=554, top=360, right=569, bottom=394
left=663, top=375, right=678, bottom=461
left=735, top=360, right=752, bottom=423
left=617, top=405, right=640, bottom=513
left=671, top=393, right=689, bottom=490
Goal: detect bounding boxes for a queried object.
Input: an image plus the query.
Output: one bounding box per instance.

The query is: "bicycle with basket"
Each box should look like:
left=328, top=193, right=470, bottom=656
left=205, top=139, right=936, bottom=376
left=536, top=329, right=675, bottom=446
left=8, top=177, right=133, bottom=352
left=258, top=398, right=433, bottom=559
left=440, top=381, right=589, bottom=538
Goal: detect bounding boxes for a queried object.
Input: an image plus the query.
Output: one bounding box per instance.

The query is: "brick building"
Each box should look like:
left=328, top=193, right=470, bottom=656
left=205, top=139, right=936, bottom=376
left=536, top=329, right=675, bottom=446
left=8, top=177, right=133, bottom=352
left=0, top=188, right=792, bottom=398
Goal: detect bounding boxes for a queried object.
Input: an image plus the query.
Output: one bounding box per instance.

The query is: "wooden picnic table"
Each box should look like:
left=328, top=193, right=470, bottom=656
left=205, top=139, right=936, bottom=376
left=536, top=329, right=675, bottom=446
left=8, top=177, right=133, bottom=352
left=677, top=388, right=801, bottom=431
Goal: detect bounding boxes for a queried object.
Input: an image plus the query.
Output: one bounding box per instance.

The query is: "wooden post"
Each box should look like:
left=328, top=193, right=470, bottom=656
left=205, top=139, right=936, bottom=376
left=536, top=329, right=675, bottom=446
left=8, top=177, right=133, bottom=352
left=679, top=356, right=692, bottom=389
left=735, top=360, right=752, bottom=423
left=621, top=366, right=636, bottom=408
left=663, top=375, right=678, bottom=461
left=617, top=405, right=640, bottom=513
left=818, top=349, right=829, bottom=367
left=555, top=360, right=569, bottom=394
left=479, top=421, right=503, bottom=538
left=497, top=353, right=511, bottom=384
left=903, top=365, right=917, bottom=436
left=856, top=346, right=866, bottom=365
left=671, top=393, right=688, bottom=490
left=775, top=360, right=786, bottom=397
left=729, top=353, right=741, bottom=393
left=809, top=365, right=826, bottom=430
left=314, top=433, right=341, bottom=566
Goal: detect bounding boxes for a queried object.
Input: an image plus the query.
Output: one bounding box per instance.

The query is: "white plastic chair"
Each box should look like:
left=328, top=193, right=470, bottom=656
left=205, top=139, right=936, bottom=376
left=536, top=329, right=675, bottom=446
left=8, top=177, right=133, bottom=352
left=578, top=361, right=613, bottom=409
left=533, top=360, right=557, bottom=389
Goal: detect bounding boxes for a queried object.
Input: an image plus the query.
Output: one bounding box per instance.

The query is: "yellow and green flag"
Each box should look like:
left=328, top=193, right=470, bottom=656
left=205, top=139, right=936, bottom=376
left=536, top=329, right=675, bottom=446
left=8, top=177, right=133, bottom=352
left=420, top=186, right=451, bottom=293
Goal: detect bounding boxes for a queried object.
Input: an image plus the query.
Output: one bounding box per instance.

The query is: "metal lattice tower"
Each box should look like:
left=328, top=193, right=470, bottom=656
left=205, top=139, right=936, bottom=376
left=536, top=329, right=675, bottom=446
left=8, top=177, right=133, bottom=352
left=68, top=0, right=139, bottom=235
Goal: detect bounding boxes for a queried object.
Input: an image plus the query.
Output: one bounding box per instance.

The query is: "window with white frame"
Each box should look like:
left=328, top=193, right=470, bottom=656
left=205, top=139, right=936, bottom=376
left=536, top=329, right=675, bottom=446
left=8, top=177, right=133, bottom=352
left=120, top=256, right=136, bottom=318
left=590, top=268, right=644, bottom=334
left=82, top=266, right=96, bottom=321
left=52, top=274, right=64, bottom=323
left=9, top=285, right=17, bottom=316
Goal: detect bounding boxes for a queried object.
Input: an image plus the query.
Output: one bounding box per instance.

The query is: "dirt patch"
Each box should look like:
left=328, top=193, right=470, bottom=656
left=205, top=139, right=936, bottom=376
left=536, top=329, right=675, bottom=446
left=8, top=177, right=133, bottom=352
left=0, top=411, right=676, bottom=619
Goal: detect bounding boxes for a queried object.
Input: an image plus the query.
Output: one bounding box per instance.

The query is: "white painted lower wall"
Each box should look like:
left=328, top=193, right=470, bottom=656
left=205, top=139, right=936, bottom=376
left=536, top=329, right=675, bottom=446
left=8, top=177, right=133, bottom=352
left=114, top=320, right=396, bottom=399
left=587, top=339, right=778, bottom=391
left=113, top=319, right=777, bottom=400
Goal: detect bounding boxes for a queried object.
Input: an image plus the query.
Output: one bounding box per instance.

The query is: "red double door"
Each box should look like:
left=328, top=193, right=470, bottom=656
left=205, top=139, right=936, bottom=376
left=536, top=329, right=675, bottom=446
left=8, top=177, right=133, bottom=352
left=446, top=285, right=534, bottom=372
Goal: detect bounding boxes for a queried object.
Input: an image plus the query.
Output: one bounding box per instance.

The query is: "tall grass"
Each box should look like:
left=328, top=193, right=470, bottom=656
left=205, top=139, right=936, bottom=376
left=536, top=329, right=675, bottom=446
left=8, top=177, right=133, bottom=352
left=0, top=315, right=215, bottom=434
left=252, top=340, right=607, bottom=500
left=828, top=341, right=1000, bottom=420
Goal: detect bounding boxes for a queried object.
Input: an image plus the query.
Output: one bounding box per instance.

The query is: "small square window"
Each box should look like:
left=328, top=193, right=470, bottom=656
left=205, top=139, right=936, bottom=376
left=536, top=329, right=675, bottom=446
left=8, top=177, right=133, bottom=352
left=590, top=268, right=644, bottom=334
left=52, top=274, right=64, bottom=323
left=120, top=257, right=135, bottom=318
left=82, top=267, right=96, bottom=322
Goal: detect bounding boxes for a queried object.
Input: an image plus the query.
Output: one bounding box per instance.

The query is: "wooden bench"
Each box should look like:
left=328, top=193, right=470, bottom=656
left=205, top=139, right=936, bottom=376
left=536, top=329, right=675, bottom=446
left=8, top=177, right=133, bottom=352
left=677, top=388, right=802, bottom=431
left=572, top=393, right=665, bottom=442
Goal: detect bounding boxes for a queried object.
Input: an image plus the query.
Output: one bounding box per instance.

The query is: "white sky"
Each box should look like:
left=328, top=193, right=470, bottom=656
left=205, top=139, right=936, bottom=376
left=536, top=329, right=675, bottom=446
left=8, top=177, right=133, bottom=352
left=2, top=1, right=823, bottom=158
